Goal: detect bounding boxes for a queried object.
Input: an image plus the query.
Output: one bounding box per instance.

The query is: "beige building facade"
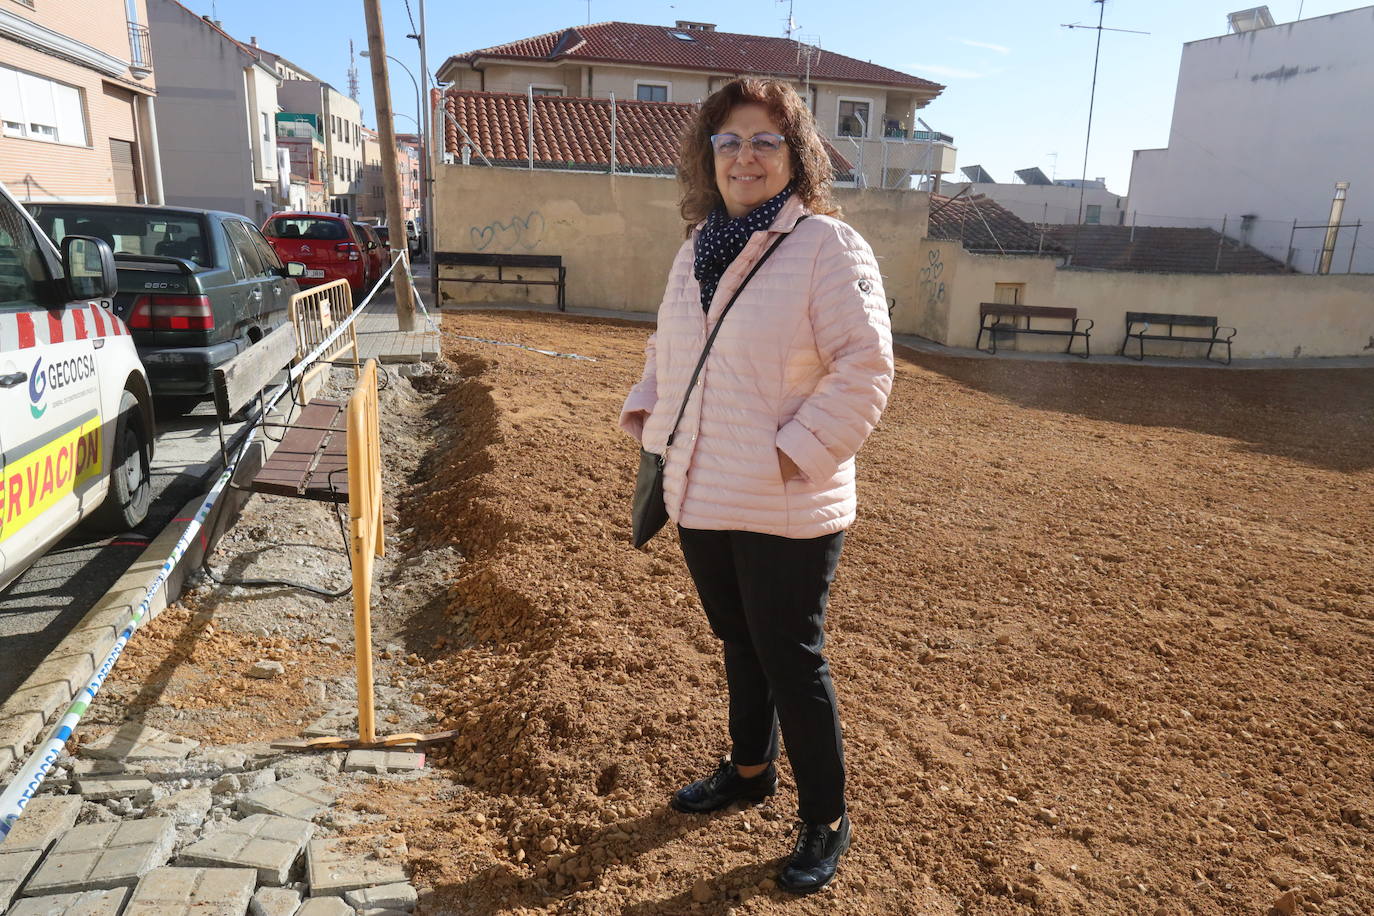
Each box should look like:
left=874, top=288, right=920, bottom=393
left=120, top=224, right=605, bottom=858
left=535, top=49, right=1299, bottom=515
left=0, top=0, right=162, bottom=203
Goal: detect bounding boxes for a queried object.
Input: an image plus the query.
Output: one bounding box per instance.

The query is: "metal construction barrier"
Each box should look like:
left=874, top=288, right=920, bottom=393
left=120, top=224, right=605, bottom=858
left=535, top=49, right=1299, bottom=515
left=0, top=251, right=419, bottom=841
left=290, top=279, right=360, bottom=399
left=346, top=359, right=383, bottom=744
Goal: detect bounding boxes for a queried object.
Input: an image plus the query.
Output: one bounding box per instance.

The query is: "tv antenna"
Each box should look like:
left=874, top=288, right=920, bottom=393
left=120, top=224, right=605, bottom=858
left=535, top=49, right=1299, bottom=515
left=347, top=39, right=360, bottom=102
left=778, top=0, right=799, bottom=39
left=1062, top=0, right=1148, bottom=263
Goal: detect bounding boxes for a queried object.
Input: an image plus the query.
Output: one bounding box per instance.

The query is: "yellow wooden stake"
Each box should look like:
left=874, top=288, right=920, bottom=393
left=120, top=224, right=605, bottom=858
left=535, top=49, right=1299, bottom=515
left=348, top=359, right=382, bottom=744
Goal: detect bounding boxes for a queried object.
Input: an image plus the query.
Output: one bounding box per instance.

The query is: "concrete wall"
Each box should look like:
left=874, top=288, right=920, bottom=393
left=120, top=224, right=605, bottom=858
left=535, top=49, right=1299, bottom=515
left=1127, top=7, right=1374, bottom=273
left=916, top=239, right=1374, bottom=360
left=433, top=164, right=928, bottom=314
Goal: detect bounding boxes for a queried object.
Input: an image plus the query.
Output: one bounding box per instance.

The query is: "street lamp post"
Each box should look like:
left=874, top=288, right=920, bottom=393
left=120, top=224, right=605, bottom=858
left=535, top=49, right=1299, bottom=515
left=361, top=50, right=422, bottom=247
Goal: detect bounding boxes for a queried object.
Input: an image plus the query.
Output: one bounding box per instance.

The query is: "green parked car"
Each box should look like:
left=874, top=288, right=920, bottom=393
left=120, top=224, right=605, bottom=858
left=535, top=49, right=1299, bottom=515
left=27, top=203, right=305, bottom=409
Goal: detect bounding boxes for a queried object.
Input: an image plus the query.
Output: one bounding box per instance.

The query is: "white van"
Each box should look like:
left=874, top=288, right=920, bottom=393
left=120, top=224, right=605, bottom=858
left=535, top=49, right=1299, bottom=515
left=0, top=182, right=154, bottom=593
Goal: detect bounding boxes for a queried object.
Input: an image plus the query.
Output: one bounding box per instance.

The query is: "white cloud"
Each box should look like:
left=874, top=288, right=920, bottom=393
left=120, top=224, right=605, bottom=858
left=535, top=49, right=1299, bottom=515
left=912, top=63, right=989, bottom=79
left=959, top=39, right=1011, bottom=54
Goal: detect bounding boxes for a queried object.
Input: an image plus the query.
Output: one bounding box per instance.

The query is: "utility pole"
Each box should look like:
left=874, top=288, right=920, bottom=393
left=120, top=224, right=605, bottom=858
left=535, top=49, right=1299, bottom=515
left=362, top=0, right=415, bottom=330
left=417, top=0, right=433, bottom=264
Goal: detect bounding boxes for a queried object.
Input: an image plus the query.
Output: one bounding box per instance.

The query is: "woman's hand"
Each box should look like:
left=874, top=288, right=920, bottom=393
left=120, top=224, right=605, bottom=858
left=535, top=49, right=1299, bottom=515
left=778, top=448, right=802, bottom=481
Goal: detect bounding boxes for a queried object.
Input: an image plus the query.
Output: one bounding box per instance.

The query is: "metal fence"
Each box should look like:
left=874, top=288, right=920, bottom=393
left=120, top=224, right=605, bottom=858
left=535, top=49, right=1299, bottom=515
left=1121, top=211, right=1368, bottom=275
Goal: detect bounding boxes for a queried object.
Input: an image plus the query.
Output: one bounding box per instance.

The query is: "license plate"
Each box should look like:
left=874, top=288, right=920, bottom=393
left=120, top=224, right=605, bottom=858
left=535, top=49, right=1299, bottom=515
left=304, top=269, right=325, bottom=278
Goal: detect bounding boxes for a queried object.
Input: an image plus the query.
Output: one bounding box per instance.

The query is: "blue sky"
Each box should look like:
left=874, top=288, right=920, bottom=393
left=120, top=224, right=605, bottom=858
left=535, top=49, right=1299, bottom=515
left=183, top=0, right=1354, bottom=194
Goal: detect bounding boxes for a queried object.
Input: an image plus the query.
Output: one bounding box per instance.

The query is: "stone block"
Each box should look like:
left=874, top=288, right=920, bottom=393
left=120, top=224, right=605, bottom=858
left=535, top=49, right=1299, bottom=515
left=80, top=724, right=198, bottom=762
left=177, top=814, right=313, bottom=886
left=0, top=847, right=45, bottom=910
left=238, top=774, right=335, bottom=821
left=344, top=881, right=417, bottom=911
left=248, top=660, right=285, bottom=679
left=305, top=837, right=406, bottom=897
left=123, top=867, right=255, bottom=916
left=296, top=897, right=353, bottom=915
left=212, top=769, right=276, bottom=797
left=147, top=787, right=212, bottom=830
left=73, top=777, right=154, bottom=803
left=23, top=817, right=175, bottom=896
left=343, top=750, right=425, bottom=774
left=6, top=887, right=132, bottom=916
left=249, top=885, right=303, bottom=916
left=2, top=796, right=82, bottom=853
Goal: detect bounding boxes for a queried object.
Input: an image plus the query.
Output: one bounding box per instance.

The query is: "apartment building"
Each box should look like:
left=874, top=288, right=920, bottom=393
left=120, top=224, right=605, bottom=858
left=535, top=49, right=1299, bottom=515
left=0, top=0, right=162, bottom=203
left=278, top=70, right=363, bottom=216
left=436, top=20, right=954, bottom=189
left=144, top=0, right=287, bottom=219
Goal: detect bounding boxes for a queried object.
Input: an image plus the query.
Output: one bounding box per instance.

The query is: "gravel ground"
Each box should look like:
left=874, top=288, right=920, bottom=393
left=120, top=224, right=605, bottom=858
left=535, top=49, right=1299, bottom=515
left=86, top=311, right=1373, bottom=916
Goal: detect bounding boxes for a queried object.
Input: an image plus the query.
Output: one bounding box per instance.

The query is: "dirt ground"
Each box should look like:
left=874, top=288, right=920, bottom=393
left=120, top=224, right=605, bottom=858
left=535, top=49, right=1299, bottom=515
left=92, top=310, right=1372, bottom=915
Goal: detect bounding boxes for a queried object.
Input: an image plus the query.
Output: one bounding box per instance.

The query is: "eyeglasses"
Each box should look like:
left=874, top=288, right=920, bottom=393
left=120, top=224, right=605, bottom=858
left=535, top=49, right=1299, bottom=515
left=709, top=132, right=787, bottom=158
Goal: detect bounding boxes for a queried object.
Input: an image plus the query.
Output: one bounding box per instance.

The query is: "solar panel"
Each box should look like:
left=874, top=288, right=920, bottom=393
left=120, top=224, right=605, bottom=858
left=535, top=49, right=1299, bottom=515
left=1015, top=167, right=1052, bottom=186
left=961, top=165, right=996, bottom=184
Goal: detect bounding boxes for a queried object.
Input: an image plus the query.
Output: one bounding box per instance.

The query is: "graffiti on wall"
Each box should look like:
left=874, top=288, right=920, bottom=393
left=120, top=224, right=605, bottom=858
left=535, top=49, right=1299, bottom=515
left=470, top=211, right=546, bottom=252
left=918, top=247, right=947, bottom=307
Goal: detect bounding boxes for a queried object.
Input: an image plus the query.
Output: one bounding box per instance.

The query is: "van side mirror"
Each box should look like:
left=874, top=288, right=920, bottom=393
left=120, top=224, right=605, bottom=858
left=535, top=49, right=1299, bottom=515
left=62, top=236, right=118, bottom=300
left=284, top=261, right=306, bottom=278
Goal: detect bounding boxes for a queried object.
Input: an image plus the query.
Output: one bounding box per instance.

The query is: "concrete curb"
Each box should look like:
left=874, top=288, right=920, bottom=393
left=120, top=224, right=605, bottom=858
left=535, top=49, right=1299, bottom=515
left=0, top=371, right=326, bottom=782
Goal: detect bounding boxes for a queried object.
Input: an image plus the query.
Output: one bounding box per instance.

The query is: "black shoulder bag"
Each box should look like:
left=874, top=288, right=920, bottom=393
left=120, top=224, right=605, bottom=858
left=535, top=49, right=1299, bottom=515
left=631, top=217, right=808, bottom=548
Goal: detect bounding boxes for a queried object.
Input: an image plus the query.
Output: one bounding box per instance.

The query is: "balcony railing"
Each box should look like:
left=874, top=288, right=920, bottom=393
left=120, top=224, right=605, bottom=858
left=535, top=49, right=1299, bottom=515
left=882, top=127, right=954, bottom=143
left=128, top=22, right=153, bottom=79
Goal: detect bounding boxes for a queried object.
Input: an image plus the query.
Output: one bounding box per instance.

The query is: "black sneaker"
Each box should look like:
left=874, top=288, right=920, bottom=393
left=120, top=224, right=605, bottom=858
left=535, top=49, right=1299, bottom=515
left=670, top=759, right=777, bottom=814
left=778, top=814, right=851, bottom=894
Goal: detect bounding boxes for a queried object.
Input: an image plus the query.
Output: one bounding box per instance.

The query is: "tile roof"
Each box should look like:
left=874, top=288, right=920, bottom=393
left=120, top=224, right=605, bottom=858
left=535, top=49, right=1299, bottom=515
left=443, top=22, right=943, bottom=94
left=1043, top=226, right=1293, bottom=274
left=440, top=90, right=854, bottom=179
left=927, top=193, right=1062, bottom=254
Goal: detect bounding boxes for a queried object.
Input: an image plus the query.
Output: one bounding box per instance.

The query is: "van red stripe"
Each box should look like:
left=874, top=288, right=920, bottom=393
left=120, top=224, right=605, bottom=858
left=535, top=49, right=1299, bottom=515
left=16, top=312, right=36, bottom=349
left=89, top=304, right=107, bottom=337
left=47, top=311, right=64, bottom=344
left=110, top=315, right=124, bottom=336
left=72, top=309, right=87, bottom=339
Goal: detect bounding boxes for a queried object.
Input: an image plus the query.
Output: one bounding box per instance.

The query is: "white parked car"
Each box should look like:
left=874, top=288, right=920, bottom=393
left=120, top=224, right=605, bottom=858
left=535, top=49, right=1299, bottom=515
left=0, top=182, right=155, bottom=593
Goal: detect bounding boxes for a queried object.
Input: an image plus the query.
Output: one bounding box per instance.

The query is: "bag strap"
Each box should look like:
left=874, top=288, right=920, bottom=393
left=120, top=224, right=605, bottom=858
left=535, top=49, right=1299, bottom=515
left=662, top=216, right=809, bottom=460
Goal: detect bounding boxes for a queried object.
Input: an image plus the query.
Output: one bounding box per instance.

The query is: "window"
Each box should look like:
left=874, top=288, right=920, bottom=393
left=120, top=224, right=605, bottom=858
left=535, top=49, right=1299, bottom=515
left=530, top=87, right=564, bottom=97
left=0, top=198, right=45, bottom=309
left=0, top=66, right=88, bottom=146
left=636, top=83, right=669, bottom=103
left=224, top=219, right=269, bottom=276
left=1085, top=204, right=1102, bottom=225
left=30, top=206, right=209, bottom=265
left=837, top=99, right=870, bottom=138
left=261, top=112, right=270, bottom=142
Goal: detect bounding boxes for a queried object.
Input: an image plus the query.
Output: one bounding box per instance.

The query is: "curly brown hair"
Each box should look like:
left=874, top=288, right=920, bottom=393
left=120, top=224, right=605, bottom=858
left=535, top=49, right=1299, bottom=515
left=678, top=78, right=839, bottom=234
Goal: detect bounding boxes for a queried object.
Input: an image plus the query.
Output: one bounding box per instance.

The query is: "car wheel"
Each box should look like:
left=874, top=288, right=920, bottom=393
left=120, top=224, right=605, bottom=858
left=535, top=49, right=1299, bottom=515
left=87, top=390, right=152, bottom=532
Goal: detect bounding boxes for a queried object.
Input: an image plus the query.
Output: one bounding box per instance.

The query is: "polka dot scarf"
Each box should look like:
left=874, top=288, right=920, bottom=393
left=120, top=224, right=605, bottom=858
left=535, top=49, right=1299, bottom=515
left=693, top=184, right=794, bottom=312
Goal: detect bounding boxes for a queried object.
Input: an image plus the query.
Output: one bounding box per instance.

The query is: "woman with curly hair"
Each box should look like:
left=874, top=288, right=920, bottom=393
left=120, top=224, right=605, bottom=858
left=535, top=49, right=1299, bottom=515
left=620, top=77, right=894, bottom=893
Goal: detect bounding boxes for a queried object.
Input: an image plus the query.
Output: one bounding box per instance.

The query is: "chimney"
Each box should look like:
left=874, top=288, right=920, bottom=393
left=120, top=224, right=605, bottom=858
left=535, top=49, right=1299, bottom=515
left=1318, top=181, right=1350, bottom=275
left=675, top=20, right=716, bottom=31
left=250, top=36, right=258, bottom=47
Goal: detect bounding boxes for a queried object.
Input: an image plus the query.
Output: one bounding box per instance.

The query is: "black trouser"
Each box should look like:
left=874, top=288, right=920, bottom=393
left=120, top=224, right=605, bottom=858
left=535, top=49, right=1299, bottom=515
left=677, top=526, right=846, bottom=825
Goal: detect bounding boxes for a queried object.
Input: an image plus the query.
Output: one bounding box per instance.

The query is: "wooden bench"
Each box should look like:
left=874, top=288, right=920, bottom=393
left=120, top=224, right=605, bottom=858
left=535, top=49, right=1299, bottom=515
left=977, top=303, right=1093, bottom=358
left=1120, top=312, right=1236, bottom=365
left=211, top=320, right=351, bottom=502
left=435, top=251, right=566, bottom=311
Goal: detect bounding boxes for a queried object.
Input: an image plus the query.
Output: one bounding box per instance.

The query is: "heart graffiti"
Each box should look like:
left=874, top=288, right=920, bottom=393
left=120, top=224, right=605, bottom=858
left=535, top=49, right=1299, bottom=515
left=469, top=211, right=546, bottom=252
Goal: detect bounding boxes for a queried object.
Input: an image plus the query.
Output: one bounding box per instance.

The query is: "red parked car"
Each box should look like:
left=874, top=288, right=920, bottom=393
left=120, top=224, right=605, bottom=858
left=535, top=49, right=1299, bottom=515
left=355, top=223, right=388, bottom=290
left=260, top=212, right=369, bottom=302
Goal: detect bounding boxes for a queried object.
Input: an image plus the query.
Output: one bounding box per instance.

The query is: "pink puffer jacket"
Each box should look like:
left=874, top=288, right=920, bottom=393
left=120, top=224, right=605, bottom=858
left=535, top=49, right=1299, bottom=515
left=620, top=196, right=894, bottom=539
